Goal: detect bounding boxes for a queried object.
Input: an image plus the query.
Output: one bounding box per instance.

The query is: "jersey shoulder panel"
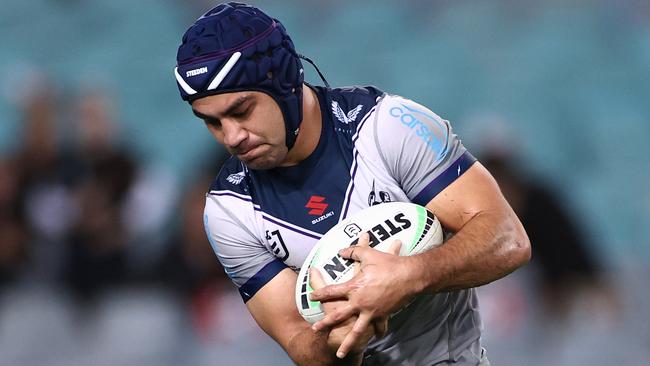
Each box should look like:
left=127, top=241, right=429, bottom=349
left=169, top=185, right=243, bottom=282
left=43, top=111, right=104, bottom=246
left=210, top=156, right=251, bottom=196
left=325, top=85, right=385, bottom=134
left=374, top=94, right=452, bottom=162
left=371, top=94, right=476, bottom=205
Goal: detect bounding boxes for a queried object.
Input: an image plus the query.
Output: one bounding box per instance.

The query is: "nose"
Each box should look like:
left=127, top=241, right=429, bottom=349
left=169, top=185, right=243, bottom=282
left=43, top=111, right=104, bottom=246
left=221, top=120, right=247, bottom=149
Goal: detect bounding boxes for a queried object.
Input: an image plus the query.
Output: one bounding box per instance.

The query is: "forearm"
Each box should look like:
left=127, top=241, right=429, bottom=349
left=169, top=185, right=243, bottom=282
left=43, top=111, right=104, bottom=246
left=410, top=208, right=530, bottom=294
left=287, top=327, right=362, bottom=366
left=245, top=267, right=365, bottom=365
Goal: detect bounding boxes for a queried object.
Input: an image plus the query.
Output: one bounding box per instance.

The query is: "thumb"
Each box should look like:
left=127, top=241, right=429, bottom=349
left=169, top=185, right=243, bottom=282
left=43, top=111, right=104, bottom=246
left=309, top=267, right=327, bottom=290
left=388, top=239, right=402, bottom=256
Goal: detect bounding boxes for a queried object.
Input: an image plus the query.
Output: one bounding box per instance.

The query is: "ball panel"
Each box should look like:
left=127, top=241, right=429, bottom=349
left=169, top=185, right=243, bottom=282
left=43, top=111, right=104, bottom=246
left=295, top=202, right=443, bottom=324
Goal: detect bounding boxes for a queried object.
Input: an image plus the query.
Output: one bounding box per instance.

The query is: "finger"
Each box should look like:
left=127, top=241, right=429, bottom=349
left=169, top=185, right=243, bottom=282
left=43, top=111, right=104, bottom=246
left=353, top=232, right=370, bottom=276
left=310, top=282, right=350, bottom=301
left=339, top=245, right=369, bottom=262
left=309, top=267, right=327, bottom=290
left=387, top=239, right=402, bottom=256
left=336, top=312, right=373, bottom=359
left=311, top=304, right=356, bottom=331
left=358, top=232, right=370, bottom=247
left=354, top=233, right=370, bottom=275
left=372, top=317, right=388, bottom=338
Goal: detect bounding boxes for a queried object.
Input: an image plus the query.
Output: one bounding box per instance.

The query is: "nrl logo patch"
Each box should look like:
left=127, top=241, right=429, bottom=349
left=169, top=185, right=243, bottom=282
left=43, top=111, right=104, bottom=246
left=332, top=101, right=363, bottom=125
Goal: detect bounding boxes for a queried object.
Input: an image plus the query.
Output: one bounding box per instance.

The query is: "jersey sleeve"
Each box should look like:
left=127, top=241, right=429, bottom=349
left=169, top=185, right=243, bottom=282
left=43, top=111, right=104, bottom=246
left=204, top=193, right=287, bottom=303
left=373, top=94, right=477, bottom=206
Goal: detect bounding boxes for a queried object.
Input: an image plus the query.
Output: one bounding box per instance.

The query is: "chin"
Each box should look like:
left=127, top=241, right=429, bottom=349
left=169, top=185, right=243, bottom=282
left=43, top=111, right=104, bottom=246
left=245, top=159, right=277, bottom=170
left=243, top=152, right=285, bottom=170
left=236, top=144, right=288, bottom=170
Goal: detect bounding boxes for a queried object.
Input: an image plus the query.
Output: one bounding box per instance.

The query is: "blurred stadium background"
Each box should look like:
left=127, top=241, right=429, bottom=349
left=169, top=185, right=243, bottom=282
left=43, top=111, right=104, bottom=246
left=1, top=0, right=649, bottom=365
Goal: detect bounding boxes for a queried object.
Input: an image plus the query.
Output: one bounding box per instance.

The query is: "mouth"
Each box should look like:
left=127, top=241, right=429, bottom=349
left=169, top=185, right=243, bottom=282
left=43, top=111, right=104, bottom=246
left=237, top=145, right=262, bottom=161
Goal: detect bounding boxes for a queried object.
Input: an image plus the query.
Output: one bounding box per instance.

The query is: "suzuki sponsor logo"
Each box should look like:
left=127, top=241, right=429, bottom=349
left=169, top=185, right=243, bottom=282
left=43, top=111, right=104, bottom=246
left=305, top=195, right=328, bottom=216
left=306, top=195, right=335, bottom=224
left=311, top=211, right=334, bottom=225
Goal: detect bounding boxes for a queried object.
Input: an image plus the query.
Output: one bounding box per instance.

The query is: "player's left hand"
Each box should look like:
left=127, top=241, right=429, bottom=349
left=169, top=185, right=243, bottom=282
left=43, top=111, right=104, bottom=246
left=309, top=232, right=417, bottom=359
left=309, top=267, right=383, bottom=359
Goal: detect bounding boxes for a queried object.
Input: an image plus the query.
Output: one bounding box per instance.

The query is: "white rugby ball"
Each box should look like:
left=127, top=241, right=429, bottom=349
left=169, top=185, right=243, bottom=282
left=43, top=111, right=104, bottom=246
left=295, top=202, right=443, bottom=324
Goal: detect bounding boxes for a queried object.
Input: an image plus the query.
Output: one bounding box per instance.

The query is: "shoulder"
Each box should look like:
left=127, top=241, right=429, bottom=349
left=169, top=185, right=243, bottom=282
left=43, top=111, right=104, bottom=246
left=324, top=85, right=385, bottom=126
left=204, top=157, right=262, bottom=265
left=327, top=85, right=385, bottom=108
left=209, top=156, right=250, bottom=196
left=375, top=93, right=449, bottom=131
left=373, top=94, right=452, bottom=158
left=205, top=156, right=257, bottom=228
left=328, top=85, right=385, bottom=102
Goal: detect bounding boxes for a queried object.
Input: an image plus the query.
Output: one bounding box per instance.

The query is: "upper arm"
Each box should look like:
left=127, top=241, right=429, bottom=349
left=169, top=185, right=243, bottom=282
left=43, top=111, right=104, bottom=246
left=373, top=95, right=524, bottom=235
left=204, top=193, right=287, bottom=302
left=245, top=267, right=311, bottom=350
left=425, top=162, right=517, bottom=232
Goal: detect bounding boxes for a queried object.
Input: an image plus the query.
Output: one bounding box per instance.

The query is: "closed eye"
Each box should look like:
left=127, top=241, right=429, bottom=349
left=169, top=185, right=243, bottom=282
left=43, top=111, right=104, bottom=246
left=192, top=109, right=221, bottom=127
left=203, top=116, right=221, bottom=128
left=229, top=104, right=252, bottom=120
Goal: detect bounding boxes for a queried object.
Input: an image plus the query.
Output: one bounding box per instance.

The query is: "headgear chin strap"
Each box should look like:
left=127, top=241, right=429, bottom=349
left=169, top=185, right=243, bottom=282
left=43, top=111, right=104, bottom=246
left=175, top=2, right=304, bottom=150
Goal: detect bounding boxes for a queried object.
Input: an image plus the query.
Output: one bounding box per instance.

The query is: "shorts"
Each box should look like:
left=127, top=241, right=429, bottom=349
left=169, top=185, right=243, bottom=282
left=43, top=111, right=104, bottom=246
left=362, top=338, right=490, bottom=366
left=433, top=339, right=490, bottom=366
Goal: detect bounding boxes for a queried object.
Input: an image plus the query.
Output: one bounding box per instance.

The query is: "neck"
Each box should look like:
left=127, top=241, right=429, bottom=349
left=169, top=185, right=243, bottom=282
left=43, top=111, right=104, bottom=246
left=280, top=84, right=322, bottom=166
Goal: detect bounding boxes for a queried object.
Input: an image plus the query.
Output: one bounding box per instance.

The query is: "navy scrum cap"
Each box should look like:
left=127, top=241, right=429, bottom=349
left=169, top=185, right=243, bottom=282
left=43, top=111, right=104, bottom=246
left=175, top=2, right=304, bottom=150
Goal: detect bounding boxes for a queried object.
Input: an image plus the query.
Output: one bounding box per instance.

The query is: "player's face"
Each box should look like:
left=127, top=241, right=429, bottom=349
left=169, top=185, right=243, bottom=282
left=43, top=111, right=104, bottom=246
left=191, top=91, right=288, bottom=170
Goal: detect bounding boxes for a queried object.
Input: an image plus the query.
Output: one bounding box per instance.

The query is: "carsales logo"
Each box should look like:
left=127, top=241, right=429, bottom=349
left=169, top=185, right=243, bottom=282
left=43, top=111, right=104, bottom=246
left=305, top=195, right=328, bottom=216
left=389, top=103, right=448, bottom=158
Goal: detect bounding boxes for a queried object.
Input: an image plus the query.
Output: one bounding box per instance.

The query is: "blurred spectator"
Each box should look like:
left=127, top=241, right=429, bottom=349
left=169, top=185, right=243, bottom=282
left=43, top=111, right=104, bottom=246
left=5, top=76, right=173, bottom=302
left=13, top=87, right=59, bottom=183
left=482, top=150, right=611, bottom=318
left=154, top=167, right=229, bottom=341
left=63, top=90, right=139, bottom=301
left=9, top=84, right=78, bottom=284
left=0, top=158, right=29, bottom=286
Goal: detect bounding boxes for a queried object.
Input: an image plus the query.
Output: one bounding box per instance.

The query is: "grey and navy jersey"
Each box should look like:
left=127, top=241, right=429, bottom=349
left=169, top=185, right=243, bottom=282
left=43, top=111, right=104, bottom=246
left=204, top=85, right=481, bottom=364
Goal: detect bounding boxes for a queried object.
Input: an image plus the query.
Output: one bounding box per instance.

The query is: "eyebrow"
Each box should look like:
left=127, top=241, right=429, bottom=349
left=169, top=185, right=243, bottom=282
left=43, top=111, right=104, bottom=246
left=192, top=95, right=253, bottom=120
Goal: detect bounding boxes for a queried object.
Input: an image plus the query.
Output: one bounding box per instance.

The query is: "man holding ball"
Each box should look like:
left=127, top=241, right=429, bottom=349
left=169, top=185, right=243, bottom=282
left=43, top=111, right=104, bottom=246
left=173, top=3, right=530, bottom=365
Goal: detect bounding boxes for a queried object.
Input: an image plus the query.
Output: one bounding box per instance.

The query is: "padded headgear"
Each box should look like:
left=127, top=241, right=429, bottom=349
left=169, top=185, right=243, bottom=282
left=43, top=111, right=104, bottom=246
left=175, top=2, right=304, bottom=150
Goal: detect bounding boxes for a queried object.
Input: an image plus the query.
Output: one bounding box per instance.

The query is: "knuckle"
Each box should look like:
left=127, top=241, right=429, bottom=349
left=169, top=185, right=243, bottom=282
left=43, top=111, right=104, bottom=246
left=357, top=298, right=369, bottom=308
